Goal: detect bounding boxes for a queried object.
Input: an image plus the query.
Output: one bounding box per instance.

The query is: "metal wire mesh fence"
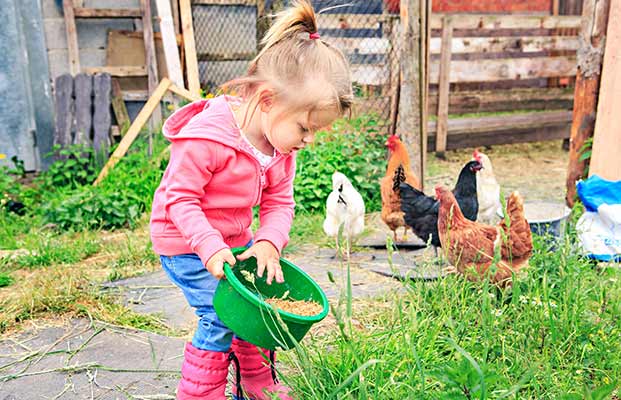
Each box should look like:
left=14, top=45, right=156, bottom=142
left=191, top=0, right=400, bottom=125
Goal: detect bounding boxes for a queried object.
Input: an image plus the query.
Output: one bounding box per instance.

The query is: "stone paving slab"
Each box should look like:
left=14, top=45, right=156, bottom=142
left=0, top=319, right=183, bottom=399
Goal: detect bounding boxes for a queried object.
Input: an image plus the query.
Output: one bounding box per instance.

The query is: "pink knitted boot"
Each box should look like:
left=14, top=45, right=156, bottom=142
left=176, top=342, right=231, bottom=400
left=230, top=338, right=292, bottom=400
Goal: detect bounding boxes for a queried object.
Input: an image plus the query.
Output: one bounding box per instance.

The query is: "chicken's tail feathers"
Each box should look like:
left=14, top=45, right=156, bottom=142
left=505, top=191, right=525, bottom=218
left=392, top=164, right=406, bottom=191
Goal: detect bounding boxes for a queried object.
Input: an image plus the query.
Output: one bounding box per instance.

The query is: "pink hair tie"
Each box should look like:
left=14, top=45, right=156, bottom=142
left=309, top=32, right=320, bottom=40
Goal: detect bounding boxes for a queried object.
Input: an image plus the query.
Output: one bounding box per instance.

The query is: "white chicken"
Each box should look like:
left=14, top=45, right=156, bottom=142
left=323, top=171, right=365, bottom=257
left=473, top=149, right=502, bottom=224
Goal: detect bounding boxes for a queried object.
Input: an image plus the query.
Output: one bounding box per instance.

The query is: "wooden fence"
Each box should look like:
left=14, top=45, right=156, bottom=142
left=322, top=13, right=581, bottom=151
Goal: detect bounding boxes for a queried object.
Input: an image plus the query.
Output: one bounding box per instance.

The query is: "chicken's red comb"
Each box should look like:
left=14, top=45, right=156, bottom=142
left=473, top=149, right=481, bottom=161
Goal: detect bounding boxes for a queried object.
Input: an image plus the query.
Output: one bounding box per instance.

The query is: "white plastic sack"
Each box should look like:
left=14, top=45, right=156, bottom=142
left=576, top=204, right=621, bottom=261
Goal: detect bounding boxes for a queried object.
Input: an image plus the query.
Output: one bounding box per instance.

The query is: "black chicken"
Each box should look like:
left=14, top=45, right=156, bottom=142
left=399, top=160, right=482, bottom=248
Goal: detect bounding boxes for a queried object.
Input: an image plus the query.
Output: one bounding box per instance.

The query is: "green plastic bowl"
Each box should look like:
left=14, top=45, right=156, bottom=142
left=213, top=247, right=329, bottom=350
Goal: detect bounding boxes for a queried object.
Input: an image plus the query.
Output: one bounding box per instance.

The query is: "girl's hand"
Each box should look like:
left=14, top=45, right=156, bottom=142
left=237, top=241, right=283, bottom=284
left=205, top=248, right=236, bottom=279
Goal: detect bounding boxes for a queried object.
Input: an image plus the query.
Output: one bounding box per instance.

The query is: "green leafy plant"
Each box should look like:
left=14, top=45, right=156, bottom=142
left=294, top=115, right=386, bottom=213
left=38, top=145, right=98, bottom=190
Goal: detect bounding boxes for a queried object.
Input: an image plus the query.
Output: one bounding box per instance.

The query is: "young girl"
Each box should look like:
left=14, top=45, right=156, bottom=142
left=150, top=1, right=352, bottom=398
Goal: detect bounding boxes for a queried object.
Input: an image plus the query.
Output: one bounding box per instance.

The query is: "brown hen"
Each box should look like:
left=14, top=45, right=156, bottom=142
left=436, top=185, right=532, bottom=285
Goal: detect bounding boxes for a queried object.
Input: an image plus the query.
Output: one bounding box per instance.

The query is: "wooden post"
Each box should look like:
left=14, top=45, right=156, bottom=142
left=53, top=74, right=74, bottom=149
left=62, top=0, right=80, bottom=75
left=565, top=0, right=611, bottom=207
left=155, top=0, right=184, bottom=88
left=111, top=78, right=130, bottom=136
left=94, top=78, right=172, bottom=185
left=388, top=17, right=400, bottom=136
left=435, top=16, right=452, bottom=158
left=93, top=73, right=112, bottom=163
left=421, top=0, right=431, bottom=173
left=397, top=0, right=424, bottom=186
left=180, top=0, right=200, bottom=95
left=590, top=0, right=621, bottom=180
left=140, top=0, right=161, bottom=155
left=74, top=73, right=93, bottom=146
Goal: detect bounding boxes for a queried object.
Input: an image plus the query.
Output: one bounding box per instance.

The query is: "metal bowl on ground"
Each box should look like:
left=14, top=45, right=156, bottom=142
left=497, top=201, right=571, bottom=238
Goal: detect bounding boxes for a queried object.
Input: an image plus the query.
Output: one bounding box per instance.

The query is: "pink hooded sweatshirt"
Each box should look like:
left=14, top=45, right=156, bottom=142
left=150, top=95, right=296, bottom=266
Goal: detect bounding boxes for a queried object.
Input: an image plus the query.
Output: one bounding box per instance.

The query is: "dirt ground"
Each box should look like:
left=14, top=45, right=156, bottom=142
left=425, top=140, right=569, bottom=203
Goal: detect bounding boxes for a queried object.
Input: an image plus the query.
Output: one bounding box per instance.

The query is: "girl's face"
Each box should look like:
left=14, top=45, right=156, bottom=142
left=259, top=94, right=340, bottom=154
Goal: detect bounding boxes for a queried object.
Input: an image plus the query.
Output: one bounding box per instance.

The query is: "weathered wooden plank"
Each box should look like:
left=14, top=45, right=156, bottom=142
left=73, top=8, right=143, bottom=18
left=180, top=0, right=200, bottom=94
left=388, top=18, right=400, bottom=135
left=53, top=74, right=74, bottom=149
left=566, top=0, right=610, bottom=206
left=171, top=0, right=181, bottom=36
left=429, top=56, right=577, bottom=83
left=74, top=73, right=93, bottom=146
left=141, top=0, right=162, bottom=145
left=94, top=78, right=173, bottom=185
left=590, top=0, right=621, bottom=180
left=110, top=78, right=130, bottom=136
left=429, top=35, right=579, bottom=54
left=435, top=16, right=452, bottom=156
left=155, top=0, right=184, bottom=87
left=93, top=73, right=112, bottom=160
left=427, top=123, right=571, bottom=151
left=429, top=14, right=581, bottom=30
left=428, top=88, right=574, bottom=114
left=397, top=0, right=424, bottom=185
left=62, top=0, right=80, bottom=75
left=317, top=14, right=580, bottom=31
left=83, top=66, right=148, bottom=76
left=428, top=110, right=572, bottom=134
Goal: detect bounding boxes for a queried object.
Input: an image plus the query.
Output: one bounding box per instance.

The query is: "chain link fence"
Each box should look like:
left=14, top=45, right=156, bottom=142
left=191, top=0, right=399, bottom=125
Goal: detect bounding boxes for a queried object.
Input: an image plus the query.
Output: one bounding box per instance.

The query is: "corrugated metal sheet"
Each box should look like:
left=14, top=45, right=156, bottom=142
left=0, top=0, right=54, bottom=171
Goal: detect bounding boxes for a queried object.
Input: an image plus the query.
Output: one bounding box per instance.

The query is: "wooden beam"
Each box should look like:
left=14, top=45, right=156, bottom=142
left=73, top=8, right=143, bottom=18
left=388, top=18, right=400, bottom=136
left=83, top=66, right=147, bottom=76
left=141, top=0, right=162, bottom=151
left=397, top=0, right=424, bottom=185
left=180, top=0, right=200, bottom=94
left=429, top=56, right=577, bottom=83
left=435, top=16, right=452, bottom=157
left=429, top=14, right=581, bottom=30
left=429, top=36, right=579, bottom=54
left=111, top=78, right=130, bottom=136
left=155, top=0, right=184, bottom=88
left=53, top=74, right=73, bottom=149
left=566, top=0, right=611, bottom=207
left=94, top=78, right=172, bottom=186
left=317, top=14, right=580, bottom=31
left=93, top=73, right=112, bottom=162
left=171, top=0, right=181, bottom=36
left=62, top=0, right=80, bottom=75
left=428, top=88, right=574, bottom=114
left=590, top=0, right=621, bottom=180
left=168, top=83, right=202, bottom=101
left=74, top=73, right=93, bottom=146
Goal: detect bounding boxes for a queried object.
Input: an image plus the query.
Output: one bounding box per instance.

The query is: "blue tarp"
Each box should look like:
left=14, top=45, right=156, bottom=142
left=577, top=175, right=621, bottom=211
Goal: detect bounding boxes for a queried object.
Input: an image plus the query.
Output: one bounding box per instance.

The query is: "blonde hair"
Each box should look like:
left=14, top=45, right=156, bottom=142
left=223, top=0, right=353, bottom=119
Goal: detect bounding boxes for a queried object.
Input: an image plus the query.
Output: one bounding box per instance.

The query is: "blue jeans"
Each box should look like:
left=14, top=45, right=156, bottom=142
left=161, top=252, right=238, bottom=352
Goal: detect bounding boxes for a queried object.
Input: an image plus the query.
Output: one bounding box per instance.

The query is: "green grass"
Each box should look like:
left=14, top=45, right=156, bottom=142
left=282, top=232, right=621, bottom=399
